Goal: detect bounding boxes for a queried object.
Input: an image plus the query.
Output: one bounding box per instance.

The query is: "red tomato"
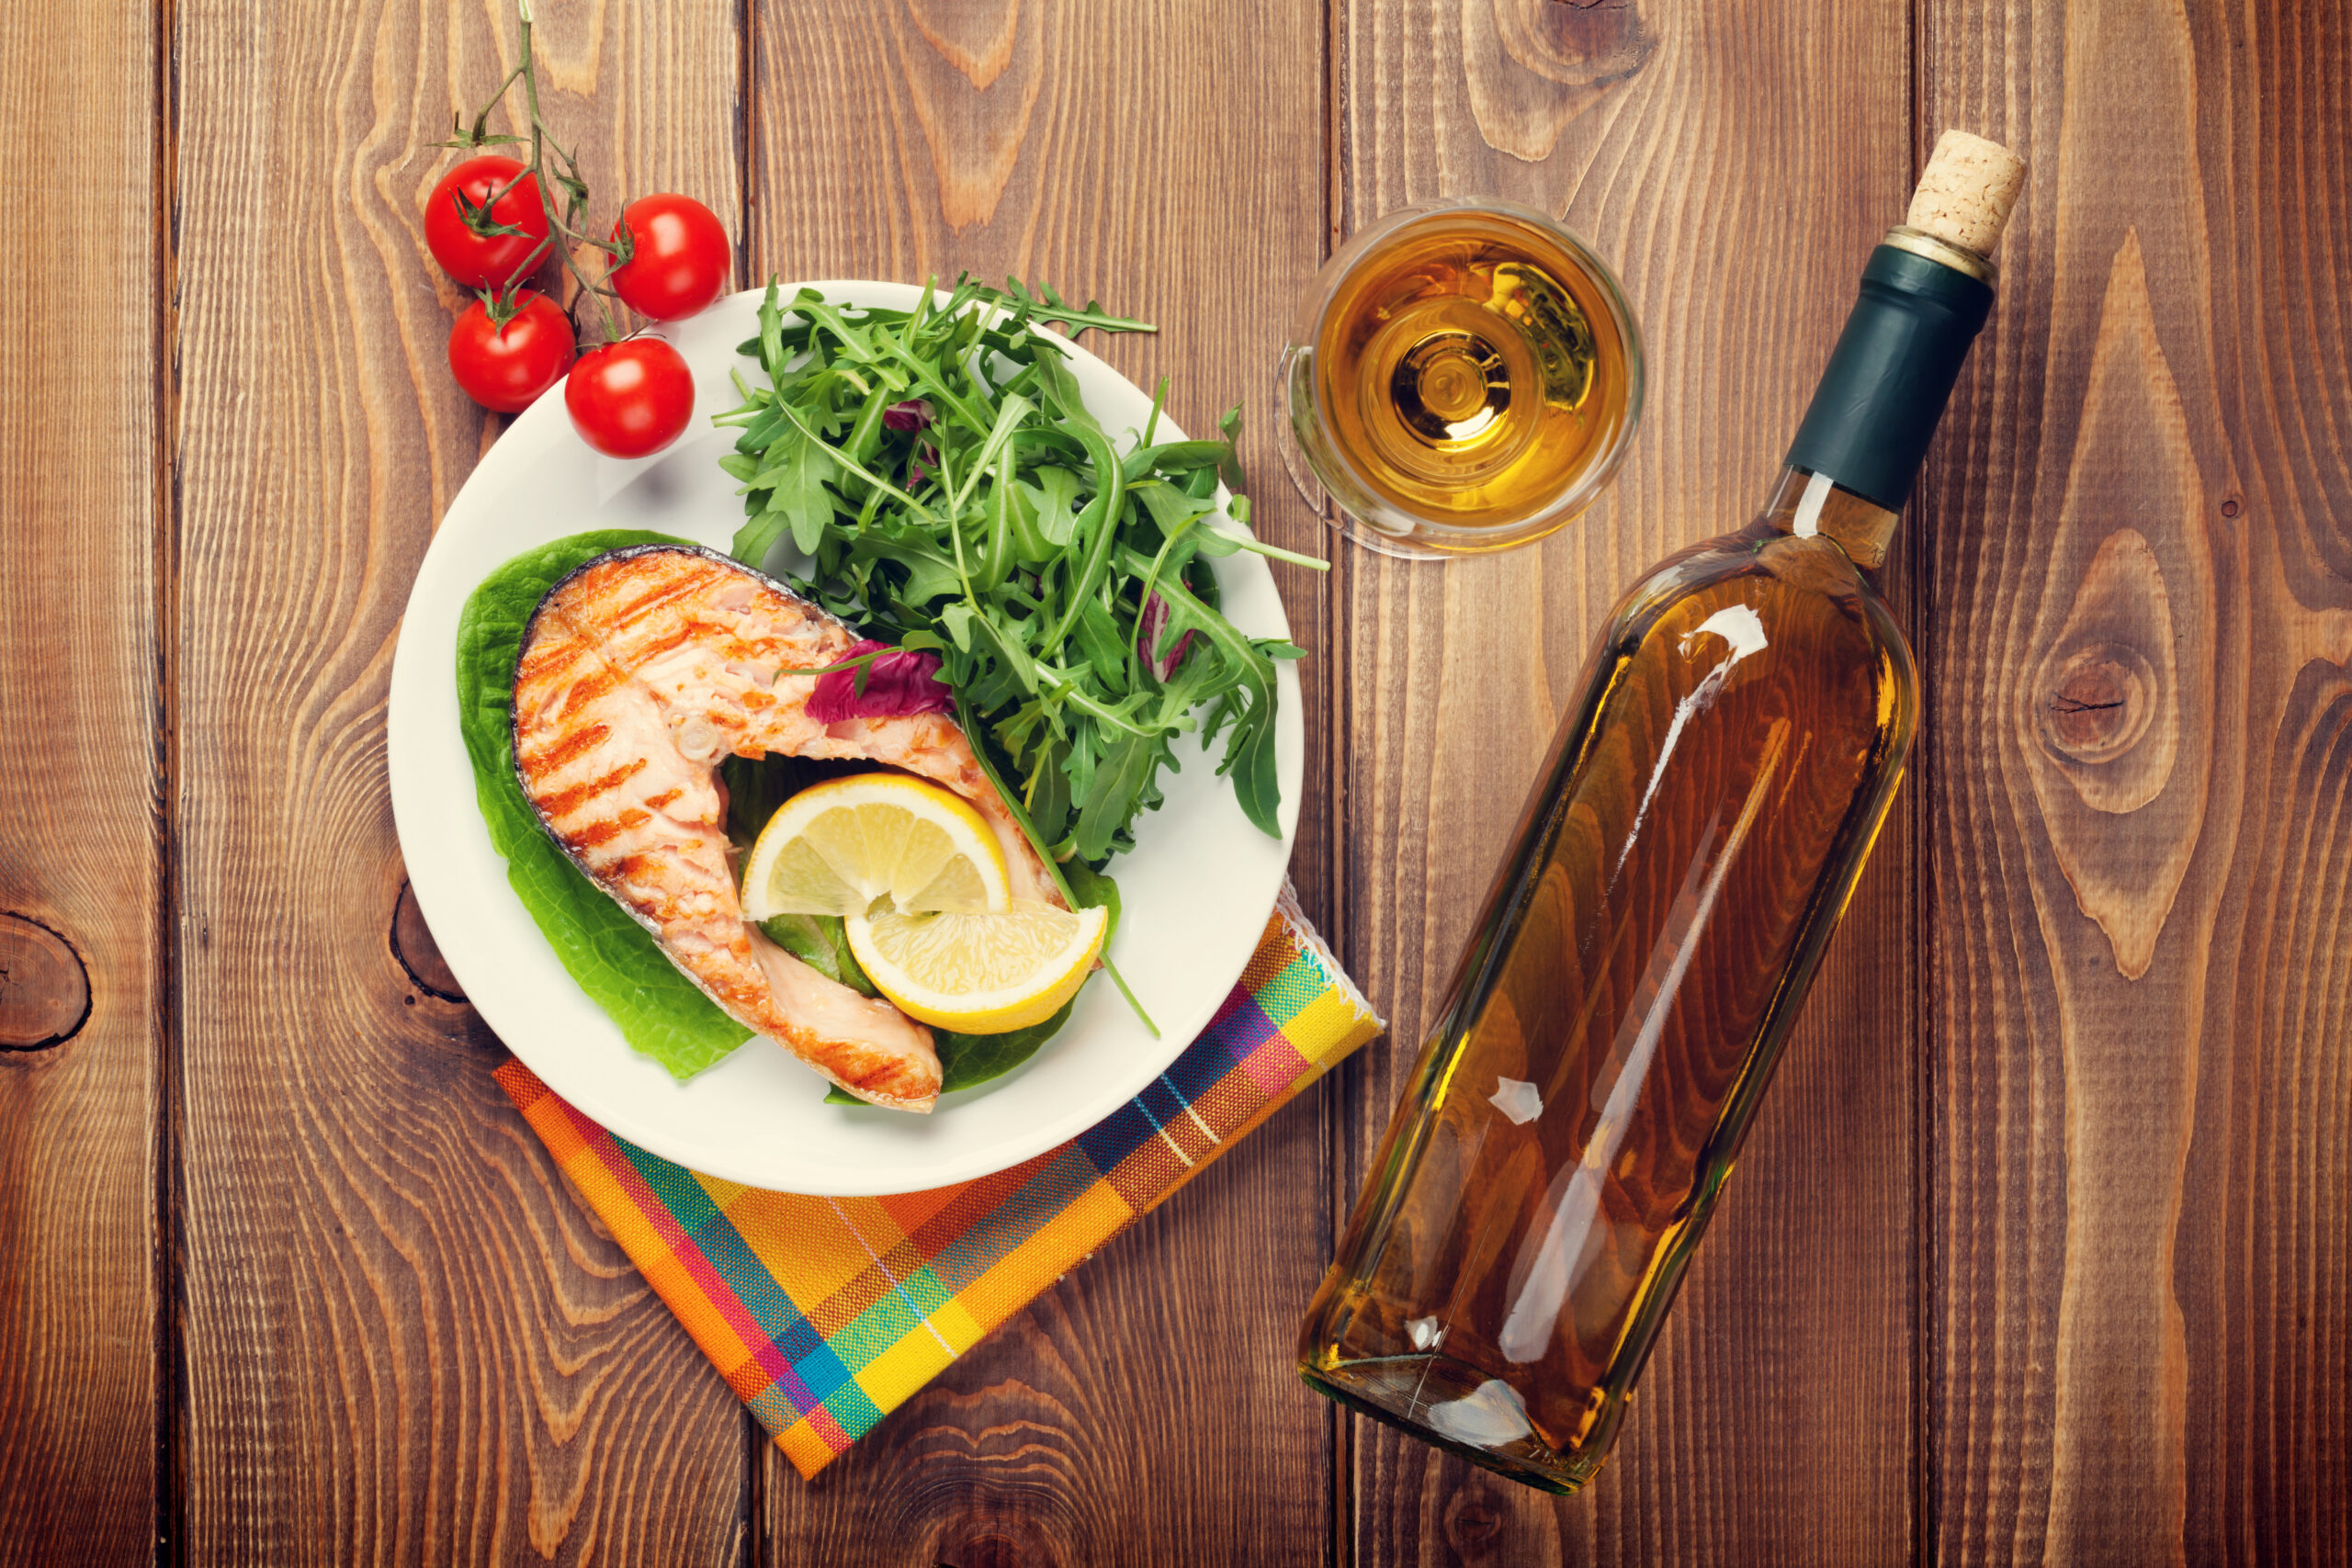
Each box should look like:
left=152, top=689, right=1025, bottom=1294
left=566, top=338, right=695, bottom=458
left=608, top=194, right=731, bottom=321
left=425, top=155, right=550, bottom=289
left=447, top=291, right=575, bottom=413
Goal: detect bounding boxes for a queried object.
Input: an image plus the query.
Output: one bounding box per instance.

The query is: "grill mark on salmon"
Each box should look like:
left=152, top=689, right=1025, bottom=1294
left=511, top=542, right=1065, bottom=1112
left=530, top=758, right=650, bottom=821
left=568, top=818, right=629, bottom=850
left=532, top=722, right=613, bottom=776
left=556, top=670, right=622, bottom=720
left=633, top=622, right=705, bottom=663
left=601, top=570, right=709, bottom=636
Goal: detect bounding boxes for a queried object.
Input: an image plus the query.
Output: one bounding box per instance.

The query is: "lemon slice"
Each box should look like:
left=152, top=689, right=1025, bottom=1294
left=741, top=773, right=1012, bottom=921
left=847, top=901, right=1108, bottom=1033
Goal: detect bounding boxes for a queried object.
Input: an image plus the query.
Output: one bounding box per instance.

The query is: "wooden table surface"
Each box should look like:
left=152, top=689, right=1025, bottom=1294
left=3, top=0, right=2346, bottom=1562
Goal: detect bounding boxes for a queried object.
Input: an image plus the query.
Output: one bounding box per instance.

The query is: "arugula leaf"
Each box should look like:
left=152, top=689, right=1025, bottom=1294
left=455, top=530, right=752, bottom=1079
left=995, top=277, right=1157, bottom=338
left=1061, top=856, right=1124, bottom=942
left=718, top=276, right=1323, bottom=1046
left=1074, top=734, right=1158, bottom=863
left=769, top=419, right=840, bottom=557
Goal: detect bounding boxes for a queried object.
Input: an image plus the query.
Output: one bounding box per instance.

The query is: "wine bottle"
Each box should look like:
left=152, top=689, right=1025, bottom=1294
left=1298, top=131, right=2027, bottom=1493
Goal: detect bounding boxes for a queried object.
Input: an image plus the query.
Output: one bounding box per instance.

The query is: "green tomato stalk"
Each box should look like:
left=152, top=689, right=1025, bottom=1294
left=434, top=0, right=637, bottom=345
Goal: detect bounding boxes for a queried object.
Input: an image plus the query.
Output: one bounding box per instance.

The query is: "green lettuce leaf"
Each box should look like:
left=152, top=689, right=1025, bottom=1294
left=454, top=530, right=752, bottom=1079
left=760, top=913, right=876, bottom=997
left=940, top=999, right=1078, bottom=1090
left=822, top=998, right=1080, bottom=1105
left=459, top=527, right=1088, bottom=1101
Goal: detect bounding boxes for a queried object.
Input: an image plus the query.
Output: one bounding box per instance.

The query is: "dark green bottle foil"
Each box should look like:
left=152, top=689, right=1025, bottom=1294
left=1783, top=243, right=1994, bottom=513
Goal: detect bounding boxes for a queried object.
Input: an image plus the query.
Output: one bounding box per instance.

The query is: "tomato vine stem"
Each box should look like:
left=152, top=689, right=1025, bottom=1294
left=449, top=0, right=637, bottom=345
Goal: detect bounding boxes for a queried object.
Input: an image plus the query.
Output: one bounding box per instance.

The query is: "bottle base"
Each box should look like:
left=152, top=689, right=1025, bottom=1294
left=1297, top=1354, right=1614, bottom=1495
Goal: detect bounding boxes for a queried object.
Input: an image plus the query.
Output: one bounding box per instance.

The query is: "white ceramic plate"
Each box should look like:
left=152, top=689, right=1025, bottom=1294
left=387, top=283, right=1300, bottom=1194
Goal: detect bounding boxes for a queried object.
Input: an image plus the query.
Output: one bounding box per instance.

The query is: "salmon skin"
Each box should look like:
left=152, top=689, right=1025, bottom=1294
left=510, top=542, right=1056, bottom=1112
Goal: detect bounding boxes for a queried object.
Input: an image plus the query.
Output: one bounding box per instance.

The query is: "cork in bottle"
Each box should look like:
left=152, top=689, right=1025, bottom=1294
left=1905, top=130, right=2027, bottom=256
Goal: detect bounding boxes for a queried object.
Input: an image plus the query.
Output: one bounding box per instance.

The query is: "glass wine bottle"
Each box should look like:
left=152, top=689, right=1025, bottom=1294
left=1298, top=131, right=2027, bottom=1493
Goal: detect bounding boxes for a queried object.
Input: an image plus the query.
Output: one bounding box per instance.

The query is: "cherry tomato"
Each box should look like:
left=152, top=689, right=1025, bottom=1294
left=608, top=194, right=731, bottom=321
left=447, top=291, right=575, bottom=413
left=425, top=155, right=549, bottom=289
left=566, top=338, right=695, bottom=458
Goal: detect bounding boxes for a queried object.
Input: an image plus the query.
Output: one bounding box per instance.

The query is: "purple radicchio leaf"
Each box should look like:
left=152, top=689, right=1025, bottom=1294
left=1136, top=592, right=1195, bottom=682
left=888, top=401, right=937, bottom=485
left=806, top=639, right=954, bottom=723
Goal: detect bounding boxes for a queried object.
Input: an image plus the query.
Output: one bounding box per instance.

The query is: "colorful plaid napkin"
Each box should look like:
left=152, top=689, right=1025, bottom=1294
left=494, top=888, right=1382, bottom=1478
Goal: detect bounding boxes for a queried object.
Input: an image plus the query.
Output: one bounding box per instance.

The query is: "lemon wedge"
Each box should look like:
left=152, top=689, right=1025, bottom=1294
left=741, top=773, right=1012, bottom=921
left=847, top=901, right=1107, bottom=1033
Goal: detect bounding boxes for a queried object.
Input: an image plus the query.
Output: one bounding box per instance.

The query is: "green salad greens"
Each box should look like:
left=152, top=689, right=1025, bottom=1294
left=456, top=530, right=750, bottom=1078
left=456, top=529, right=1088, bottom=1094
left=714, top=276, right=1321, bottom=868
left=454, top=277, right=1314, bottom=1101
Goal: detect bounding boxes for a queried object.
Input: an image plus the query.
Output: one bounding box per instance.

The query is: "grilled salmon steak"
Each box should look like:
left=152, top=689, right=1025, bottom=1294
left=511, top=543, right=1057, bottom=1112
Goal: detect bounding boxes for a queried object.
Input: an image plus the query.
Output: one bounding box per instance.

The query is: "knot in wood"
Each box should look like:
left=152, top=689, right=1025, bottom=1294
left=1466, top=0, right=1656, bottom=162
left=2014, top=242, right=2215, bottom=980
left=1518, top=0, right=1647, bottom=66
left=2045, top=640, right=2158, bottom=764
left=1442, top=1483, right=1509, bottom=1552
left=2025, top=526, right=2182, bottom=818
left=0, top=914, right=90, bottom=1050
left=926, top=1498, right=1072, bottom=1568
left=390, top=881, right=467, bottom=1003
left=933, top=1533, right=1060, bottom=1568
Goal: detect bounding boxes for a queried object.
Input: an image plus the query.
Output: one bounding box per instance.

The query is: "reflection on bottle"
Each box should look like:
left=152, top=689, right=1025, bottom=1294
left=1427, top=1379, right=1537, bottom=1450
left=1488, top=1077, right=1544, bottom=1124
left=1616, top=604, right=1770, bottom=877
left=1497, top=718, right=1789, bottom=1365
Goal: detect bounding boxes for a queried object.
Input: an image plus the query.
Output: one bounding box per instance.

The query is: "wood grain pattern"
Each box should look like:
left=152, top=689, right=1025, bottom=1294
left=1921, top=0, right=2351, bottom=1560
left=2, top=1, right=2346, bottom=1561
left=746, top=1, right=1340, bottom=1562
left=170, top=1, right=751, bottom=1560
left=2018, top=236, right=2215, bottom=985
left=0, top=0, right=163, bottom=1561
left=1336, top=0, right=1921, bottom=1561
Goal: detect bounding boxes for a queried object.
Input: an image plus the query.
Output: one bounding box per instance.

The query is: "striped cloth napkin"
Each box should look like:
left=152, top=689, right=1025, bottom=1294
left=494, top=889, right=1382, bottom=1478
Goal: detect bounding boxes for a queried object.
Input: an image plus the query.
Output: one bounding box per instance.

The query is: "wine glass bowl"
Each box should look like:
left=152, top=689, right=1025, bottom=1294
left=1276, top=199, right=1644, bottom=558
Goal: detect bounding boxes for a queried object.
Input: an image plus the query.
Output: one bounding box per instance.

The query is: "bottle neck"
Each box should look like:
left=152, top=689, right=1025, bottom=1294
left=1782, top=231, right=1997, bottom=515
left=1758, top=467, right=1900, bottom=570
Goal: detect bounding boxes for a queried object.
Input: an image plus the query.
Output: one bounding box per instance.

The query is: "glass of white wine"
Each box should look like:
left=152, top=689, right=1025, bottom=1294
left=1276, top=199, right=1644, bottom=558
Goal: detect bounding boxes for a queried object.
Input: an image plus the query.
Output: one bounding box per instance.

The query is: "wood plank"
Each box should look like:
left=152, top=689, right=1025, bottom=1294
left=172, top=1, right=751, bottom=1560
left=0, top=0, right=164, bottom=1560
left=1920, top=0, right=2351, bottom=1560
left=1337, top=0, right=1920, bottom=1560
left=744, top=0, right=1339, bottom=1561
